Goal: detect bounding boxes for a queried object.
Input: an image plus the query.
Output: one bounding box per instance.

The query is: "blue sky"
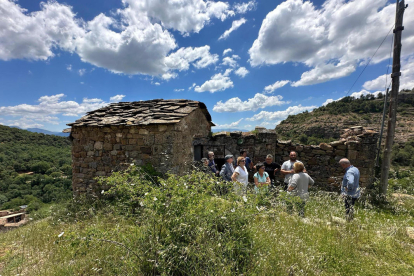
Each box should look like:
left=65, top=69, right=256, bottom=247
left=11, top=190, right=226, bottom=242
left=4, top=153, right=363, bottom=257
left=0, top=0, right=413, bottom=132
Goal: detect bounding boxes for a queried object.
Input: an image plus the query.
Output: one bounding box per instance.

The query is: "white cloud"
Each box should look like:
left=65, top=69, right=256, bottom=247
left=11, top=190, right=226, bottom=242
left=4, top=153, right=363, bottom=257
left=249, top=0, right=414, bottom=86
left=213, top=118, right=243, bottom=129
left=109, top=95, right=126, bottom=102
left=235, top=67, right=249, bottom=78
left=194, top=69, right=233, bottom=93
left=78, top=68, right=86, bottom=76
left=291, top=62, right=355, bottom=87
left=154, top=82, right=161, bottom=86
left=322, top=89, right=383, bottom=106
left=188, top=83, right=196, bottom=90
left=234, top=1, right=257, bottom=14
left=264, top=80, right=290, bottom=93
left=165, top=46, right=219, bottom=71
left=174, top=88, right=184, bottom=92
left=246, top=105, right=317, bottom=121
left=221, top=55, right=240, bottom=68
left=363, top=55, right=414, bottom=91
left=0, top=94, right=118, bottom=119
left=218, top=18, right=247, bottom=40
left=213, top=93, right=289, bottom=112
left=0, top=0, right=84, bottom=61
left=223, top=48, right=233, bottom=56
left=66, top=64, right=72, bottom=71
left=75, top=13, right=176, bottom=76
left=162, top=72, right=178, bottom=80
left=122, top=0, right=234, bottom=36
left=0, top=0, right=230, bottom=79
left=322, top=99, right=334, bottom=106
left=243, top=124, right=252, bottom=129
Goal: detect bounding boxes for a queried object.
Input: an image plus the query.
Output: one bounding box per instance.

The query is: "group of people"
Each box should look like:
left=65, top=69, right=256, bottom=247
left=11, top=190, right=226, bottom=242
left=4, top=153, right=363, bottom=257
left=200, top=150, right=360, bottom=220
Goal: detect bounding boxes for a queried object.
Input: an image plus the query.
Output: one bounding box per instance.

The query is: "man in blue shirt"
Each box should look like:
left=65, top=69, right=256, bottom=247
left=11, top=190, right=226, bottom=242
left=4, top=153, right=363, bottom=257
left=339, top=158, right=360, bottom=221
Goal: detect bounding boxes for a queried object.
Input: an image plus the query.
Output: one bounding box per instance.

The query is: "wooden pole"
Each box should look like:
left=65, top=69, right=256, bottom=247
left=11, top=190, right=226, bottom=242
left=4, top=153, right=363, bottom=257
left=376, top=88, right=389, bottom=167
left=379, top=0, right=407, bottom=196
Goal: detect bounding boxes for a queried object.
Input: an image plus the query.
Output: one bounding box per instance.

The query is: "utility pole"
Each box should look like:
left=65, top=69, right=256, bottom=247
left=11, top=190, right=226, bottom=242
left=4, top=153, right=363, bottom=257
left=379, top=0, right=407, bottom=196
left=376, top=88, right=389, bottom=167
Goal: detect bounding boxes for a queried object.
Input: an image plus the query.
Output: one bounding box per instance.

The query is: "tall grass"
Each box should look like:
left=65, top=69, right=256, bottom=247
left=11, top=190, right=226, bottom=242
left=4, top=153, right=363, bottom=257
left=1, top=167, right=413, bottom=275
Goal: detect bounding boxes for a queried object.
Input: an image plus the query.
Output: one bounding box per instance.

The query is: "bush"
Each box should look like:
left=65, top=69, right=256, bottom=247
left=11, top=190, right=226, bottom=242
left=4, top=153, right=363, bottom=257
left=90, top=166, right=258, bottom=274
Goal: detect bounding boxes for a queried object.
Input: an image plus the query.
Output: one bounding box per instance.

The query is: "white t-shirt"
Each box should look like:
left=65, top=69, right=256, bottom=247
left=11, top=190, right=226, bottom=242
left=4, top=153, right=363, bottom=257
left=234, top=166, right=248, bottom=186
left=281, top=160, right=303, bottom=183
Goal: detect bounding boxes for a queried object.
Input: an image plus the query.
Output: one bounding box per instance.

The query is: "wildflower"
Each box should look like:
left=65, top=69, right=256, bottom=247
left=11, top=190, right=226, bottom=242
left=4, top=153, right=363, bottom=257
left=221, top=216, right=227, bottom=219
left=140, top=201, right=144, bottom=207
left=145, top=192, right=149, bottom=196
left=154, top=197, right=158, bottom=201
left=243, top=195, right=247, bottom=203
left=58, top=232, right=64, bottom=238
left=101, top=190, right=104, bottom=194
left=231, top=208, right=235, bottom=213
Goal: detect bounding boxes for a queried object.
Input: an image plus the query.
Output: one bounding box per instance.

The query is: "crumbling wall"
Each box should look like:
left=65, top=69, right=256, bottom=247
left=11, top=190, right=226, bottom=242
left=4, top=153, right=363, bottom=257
left=71, top=108, right=211, bottom=194
left=193, top=126, right=378, bottom=190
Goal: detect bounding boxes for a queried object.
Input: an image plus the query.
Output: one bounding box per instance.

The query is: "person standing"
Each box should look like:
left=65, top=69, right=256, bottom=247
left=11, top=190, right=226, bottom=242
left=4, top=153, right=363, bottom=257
left=232, top=156, right=249, bottom=195
left=253, top=163, right=271, bottom=194
left=208, top=151, right=219, bottom=176
left=263, top=154, right=280, bottom=187
left=240, top=150, right=253, bottom=171
left=339, top=158, right=360, bottom=221
left=220, top=155, right=234, bottom=182
left=287, top=162, right=314, bottom=217
left=281, top=151, right=304, bottom=191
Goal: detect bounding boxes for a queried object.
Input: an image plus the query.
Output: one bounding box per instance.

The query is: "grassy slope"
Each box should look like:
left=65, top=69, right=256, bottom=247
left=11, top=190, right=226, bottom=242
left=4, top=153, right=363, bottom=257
left=1, top=191, right=413, bottom=275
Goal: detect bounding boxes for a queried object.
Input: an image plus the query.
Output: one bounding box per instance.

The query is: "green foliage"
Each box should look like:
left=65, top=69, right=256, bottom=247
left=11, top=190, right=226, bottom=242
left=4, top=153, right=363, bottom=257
left=0, top=125, right=72, bottom=209
left=391, top=139, right=414, bottom=166
left=1, top=168, right=414, bottom=275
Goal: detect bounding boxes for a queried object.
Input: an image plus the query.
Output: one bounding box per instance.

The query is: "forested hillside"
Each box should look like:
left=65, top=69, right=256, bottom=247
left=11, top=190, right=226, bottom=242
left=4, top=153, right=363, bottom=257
left=0, top=125, right=72, bottom=210
left=276, top=89, right=414, bottom=166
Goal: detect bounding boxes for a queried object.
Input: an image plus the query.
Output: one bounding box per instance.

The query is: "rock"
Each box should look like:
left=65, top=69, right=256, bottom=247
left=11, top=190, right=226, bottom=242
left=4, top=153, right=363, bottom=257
left=320, top=143, right=333, bottom=151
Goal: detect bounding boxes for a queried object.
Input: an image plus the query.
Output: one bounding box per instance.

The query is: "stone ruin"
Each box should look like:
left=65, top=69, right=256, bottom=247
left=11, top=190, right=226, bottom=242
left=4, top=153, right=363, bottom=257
left=67, top=99, right=379, bottom=194
left=193, top=126, right=379, bottom=190
left=67, top=99, right=213, bottom=194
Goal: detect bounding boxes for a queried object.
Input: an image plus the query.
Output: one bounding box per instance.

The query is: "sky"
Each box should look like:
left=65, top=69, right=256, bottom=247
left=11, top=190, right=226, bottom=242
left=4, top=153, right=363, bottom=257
left=0, top=0, right=413, bottom=132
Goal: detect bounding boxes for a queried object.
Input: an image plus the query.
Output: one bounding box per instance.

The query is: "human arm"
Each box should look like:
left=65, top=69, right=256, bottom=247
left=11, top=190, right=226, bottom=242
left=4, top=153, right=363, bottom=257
left=287, top=174, right=298, bottom=191
left=280, top=163, right=293, bottom=175
left=308, top=175, right=314, bottom=187
left=231, top=171, right=239, bottom=182
left=345, top=171, right=355, bottom=191
left=254, top=175, right=260, bottom=187
left=219, top=164, right=226, bottom=178
left=280, top=168, right=294, bottom=175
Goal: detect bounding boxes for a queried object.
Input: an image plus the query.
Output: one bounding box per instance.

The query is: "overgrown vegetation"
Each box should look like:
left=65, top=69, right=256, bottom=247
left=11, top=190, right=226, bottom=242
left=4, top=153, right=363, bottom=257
left=0, top=125, right=72, bottom=210
left=1, top=167, right=413, bottom=275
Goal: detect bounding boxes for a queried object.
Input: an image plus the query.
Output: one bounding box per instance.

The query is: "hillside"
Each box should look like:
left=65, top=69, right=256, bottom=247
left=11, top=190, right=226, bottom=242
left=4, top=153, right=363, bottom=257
left=276, top=89, right=414, bottom=145
left=0, top=125, right=72, bottom=210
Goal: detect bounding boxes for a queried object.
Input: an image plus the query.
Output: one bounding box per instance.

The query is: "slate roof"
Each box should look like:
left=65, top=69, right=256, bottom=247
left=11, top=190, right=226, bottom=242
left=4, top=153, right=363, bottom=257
left=67, top=99, right=214, bottom=127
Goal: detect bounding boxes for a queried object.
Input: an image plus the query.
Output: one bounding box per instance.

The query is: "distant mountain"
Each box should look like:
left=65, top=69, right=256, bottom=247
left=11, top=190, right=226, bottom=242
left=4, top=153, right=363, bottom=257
left=25, top=128, right=69, bottom=137
left=212, top=128, right=250, bottom=133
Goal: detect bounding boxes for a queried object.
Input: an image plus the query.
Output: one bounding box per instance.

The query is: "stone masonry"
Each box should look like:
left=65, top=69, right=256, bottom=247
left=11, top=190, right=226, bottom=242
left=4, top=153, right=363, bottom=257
left=68, top=99, right=213, bottom=194
left=193, top=126, right=379, bottom=190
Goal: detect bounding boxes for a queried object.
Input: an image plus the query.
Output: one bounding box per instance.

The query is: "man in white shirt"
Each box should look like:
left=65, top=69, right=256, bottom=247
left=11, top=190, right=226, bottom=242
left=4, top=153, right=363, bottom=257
left=281, top=151, right=305, bottom=190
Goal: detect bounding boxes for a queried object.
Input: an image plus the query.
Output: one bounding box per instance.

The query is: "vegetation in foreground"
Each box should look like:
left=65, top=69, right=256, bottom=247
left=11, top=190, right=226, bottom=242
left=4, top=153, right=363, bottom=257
left=1, top=167, right=413, bottom=276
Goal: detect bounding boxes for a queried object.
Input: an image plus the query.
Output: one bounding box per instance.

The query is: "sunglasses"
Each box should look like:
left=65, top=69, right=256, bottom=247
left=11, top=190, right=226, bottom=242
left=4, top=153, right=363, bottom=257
left=240, top=160, right=245, bottom=162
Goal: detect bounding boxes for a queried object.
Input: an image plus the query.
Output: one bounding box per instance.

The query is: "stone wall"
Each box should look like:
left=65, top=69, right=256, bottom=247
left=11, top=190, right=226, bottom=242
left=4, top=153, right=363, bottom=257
left=193, top=126, right=379, bottom=190
left=71, top=108, right=211, bottom=194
